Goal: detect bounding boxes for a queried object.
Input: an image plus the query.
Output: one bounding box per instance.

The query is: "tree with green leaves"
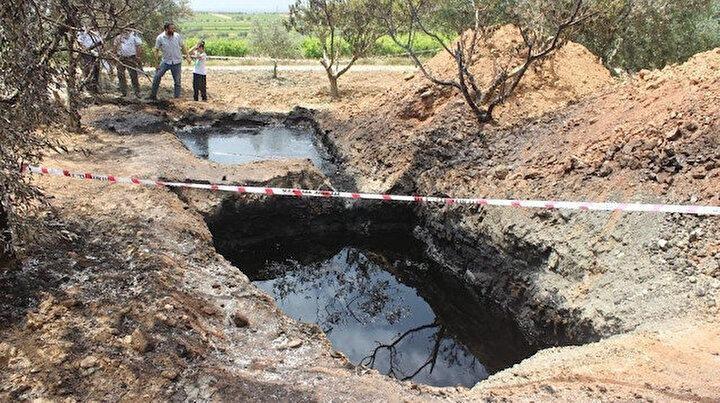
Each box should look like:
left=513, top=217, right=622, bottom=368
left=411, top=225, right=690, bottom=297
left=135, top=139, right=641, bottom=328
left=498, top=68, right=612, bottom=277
left=0, top=0, right=190, bottom=262
left=249, top=19, right=300, bottom=79
left=420, top=0, right=720, bottom=73
left=572, top=0, right=720, bottom=72
left=287, top=0, right=384, bottom=98
left=1, top=1, right=62, bottom=261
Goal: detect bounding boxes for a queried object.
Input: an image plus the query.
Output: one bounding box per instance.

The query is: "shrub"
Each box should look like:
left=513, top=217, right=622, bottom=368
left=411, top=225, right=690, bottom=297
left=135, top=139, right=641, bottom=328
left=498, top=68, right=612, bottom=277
left=300, top=37, right=352, bottom=59
left=185, top=38, right=249, bottom=57
left=300, top=37, right=323, bottom=58
left=373, top=34, right=445, bottom=57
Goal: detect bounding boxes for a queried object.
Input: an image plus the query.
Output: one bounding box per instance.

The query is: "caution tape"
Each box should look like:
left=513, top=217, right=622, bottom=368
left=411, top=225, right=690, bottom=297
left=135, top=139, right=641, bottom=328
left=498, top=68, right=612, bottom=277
left=25, top=165, right=720, bottom=216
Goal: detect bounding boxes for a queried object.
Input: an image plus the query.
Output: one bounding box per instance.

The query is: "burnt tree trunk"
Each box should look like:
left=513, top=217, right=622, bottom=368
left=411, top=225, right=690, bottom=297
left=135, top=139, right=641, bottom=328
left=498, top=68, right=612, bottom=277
left=0, top=196, right=13, bottom=262
left=65, top=32, right=82, bottom=132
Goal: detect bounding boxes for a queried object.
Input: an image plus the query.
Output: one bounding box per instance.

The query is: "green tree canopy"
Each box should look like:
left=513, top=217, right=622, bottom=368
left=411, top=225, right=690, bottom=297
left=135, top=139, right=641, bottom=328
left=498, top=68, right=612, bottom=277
left=249, top=19, right=301, bottom=78
left=287, top=0, right=384, bottom=98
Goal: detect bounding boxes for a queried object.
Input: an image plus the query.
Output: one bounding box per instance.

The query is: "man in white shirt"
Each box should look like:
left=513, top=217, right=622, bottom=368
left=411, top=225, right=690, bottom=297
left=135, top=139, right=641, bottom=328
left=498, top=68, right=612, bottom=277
left=148, top=22, right=190, bottom=100
left=77, top=28, right=103, bottom=93
left=113, top=29, right=144, bottom=98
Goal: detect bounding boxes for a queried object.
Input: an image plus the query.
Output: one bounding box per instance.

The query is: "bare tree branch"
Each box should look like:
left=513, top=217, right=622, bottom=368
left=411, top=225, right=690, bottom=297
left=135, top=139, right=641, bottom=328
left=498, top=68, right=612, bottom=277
left=378, top=0, right=593, bottom=125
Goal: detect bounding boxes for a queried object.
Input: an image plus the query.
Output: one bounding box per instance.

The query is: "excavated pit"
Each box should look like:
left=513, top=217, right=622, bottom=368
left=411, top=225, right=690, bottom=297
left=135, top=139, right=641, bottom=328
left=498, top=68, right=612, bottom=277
left=175, top=115, right=607, bottom=388
left=206, top=197, right=539, bottom=387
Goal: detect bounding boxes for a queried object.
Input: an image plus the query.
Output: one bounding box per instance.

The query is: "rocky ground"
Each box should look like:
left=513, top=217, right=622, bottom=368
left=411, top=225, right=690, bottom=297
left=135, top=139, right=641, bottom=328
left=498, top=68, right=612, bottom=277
left=2, top=39, right=720, bottom=401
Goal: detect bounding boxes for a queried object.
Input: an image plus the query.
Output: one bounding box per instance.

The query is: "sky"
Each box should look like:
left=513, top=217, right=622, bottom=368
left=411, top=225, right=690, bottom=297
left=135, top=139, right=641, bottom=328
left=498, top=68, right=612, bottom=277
left=189, top=0, right=294, bottom=12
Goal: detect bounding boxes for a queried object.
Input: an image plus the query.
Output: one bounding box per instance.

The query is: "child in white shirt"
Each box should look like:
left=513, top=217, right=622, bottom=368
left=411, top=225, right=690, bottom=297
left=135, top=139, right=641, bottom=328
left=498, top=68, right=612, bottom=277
left=189, top=41, right=208, bottom=101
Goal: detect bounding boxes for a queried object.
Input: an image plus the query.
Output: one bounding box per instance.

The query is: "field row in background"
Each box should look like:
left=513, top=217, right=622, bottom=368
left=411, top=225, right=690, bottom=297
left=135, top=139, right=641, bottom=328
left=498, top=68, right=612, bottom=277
left=175, top=11, right=445, bottom=59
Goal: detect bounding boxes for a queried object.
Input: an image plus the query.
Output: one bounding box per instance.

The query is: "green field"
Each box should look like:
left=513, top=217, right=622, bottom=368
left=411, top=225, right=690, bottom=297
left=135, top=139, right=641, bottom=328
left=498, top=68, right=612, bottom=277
left=180, top=12, right=284, bottom=40
left=177, top=12, right=443, bottom=60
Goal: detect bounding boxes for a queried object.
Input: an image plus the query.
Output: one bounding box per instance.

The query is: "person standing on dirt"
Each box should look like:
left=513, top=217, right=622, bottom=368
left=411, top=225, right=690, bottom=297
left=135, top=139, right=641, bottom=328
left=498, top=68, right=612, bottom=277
left=189, top=41, right=208, bottom=102
left=77, top=27, right=103, bottom=93
left=114, top=29, right=144, bottom=98
left=148, top=22, right=190, bottom=100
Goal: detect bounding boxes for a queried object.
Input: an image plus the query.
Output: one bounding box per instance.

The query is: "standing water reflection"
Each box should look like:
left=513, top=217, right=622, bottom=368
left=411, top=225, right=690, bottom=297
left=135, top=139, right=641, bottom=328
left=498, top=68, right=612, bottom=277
left=177, top=125, right=328, bottom=167
left=229, top=237, right=536, bottom=388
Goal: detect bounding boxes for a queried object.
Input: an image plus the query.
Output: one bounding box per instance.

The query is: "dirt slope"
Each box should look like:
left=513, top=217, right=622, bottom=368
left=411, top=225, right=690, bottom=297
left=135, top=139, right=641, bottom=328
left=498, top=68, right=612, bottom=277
left=319, top=34, right=720, bottom=401
left=325, top=25, right=613, bottom=192
left=0, top=104, right=453, bottom=401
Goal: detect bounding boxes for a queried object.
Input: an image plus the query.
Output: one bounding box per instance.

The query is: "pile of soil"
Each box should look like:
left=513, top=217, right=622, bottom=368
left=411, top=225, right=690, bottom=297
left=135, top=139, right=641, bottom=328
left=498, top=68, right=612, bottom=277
left=405, top=24, right=612, bottom=123
left=399, top=47, right=720, bottom=213
left=324, top=24, right=613, bottom=191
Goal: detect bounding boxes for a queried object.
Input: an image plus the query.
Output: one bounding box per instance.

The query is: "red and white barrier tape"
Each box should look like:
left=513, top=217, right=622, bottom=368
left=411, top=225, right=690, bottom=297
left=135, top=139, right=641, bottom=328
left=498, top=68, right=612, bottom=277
left=25, top=165, right=720, bottom=216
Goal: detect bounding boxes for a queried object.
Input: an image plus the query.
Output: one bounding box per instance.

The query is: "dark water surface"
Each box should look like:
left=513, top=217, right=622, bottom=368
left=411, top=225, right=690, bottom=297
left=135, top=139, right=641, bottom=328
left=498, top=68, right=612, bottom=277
left=177, top=125, right=328, bottom=168
left=228, top=236, right=536, bottom=388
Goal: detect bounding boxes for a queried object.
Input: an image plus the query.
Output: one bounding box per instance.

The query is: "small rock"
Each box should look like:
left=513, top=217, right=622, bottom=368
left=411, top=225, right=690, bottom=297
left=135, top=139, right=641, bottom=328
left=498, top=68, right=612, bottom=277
left=685, top=122, right=699, bottom=132
left=420, top=89, right=434, bottom=99
left=404, top=73, right=415, bottom=81
left=665, top=127, right=682, bottom=141
left=541, top=384, right=557, bottom=395
left=689, top=229, right=703, bottom=242
left=130, top=329, right=154, bottom=353
left=547, top=253, right=560, bottom=270
left=79, top=356, right=98, bottom=369
left=598, top=162, right=613, bottom=177
left=523, top=170, right=541, bottom=180
left=231, top=312, right=250, bottom=328
left=202, top=305, right=219, bottom=316
left=657, top=239, right=669, bottom=250
left=276, top=339, right=303, bottom=350
left=493, top=165, right=509, bottom=180
left=702, top=260, right=720, bottom=277
left=690, top=168, right=707, bottom=180
left=161, top=369, right=179, bottom=380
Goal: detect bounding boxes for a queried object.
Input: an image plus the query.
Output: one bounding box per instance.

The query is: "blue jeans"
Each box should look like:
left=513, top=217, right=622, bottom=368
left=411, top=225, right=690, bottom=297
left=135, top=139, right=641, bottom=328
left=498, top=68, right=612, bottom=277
left=150, top=62, right=182, bottom=99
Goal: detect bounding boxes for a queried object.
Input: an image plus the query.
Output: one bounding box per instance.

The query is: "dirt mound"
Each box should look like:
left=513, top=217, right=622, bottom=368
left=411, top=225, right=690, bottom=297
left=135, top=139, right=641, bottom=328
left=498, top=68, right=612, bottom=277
left=397, top=24, right=612, bottom=124
left=323, top=25, right=613, bottom=192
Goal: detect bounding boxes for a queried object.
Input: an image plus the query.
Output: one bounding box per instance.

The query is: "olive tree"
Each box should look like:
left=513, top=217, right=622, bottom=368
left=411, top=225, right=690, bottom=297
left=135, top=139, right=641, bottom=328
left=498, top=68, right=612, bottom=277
left=377, top=0, right=593, bottom=125
left=573, top=0, right=720, bottom=72
left=425, top=0, right=720, bottom=73
left=249, top=19, right=300, bottom=79
left=0, top=1, right=63, bottom=260
left=1, top=0, right=189, bottom=261
left=287, top=0, right=384, bottom=98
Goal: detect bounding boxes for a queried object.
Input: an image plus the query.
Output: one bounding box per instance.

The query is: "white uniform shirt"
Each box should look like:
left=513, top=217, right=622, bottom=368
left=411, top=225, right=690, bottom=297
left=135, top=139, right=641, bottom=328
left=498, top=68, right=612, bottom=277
left=77, top=30, right=103, bottom=54
left=116, top=32, right=143, bottom=57
left=154, top=32, right=184, bottom=65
